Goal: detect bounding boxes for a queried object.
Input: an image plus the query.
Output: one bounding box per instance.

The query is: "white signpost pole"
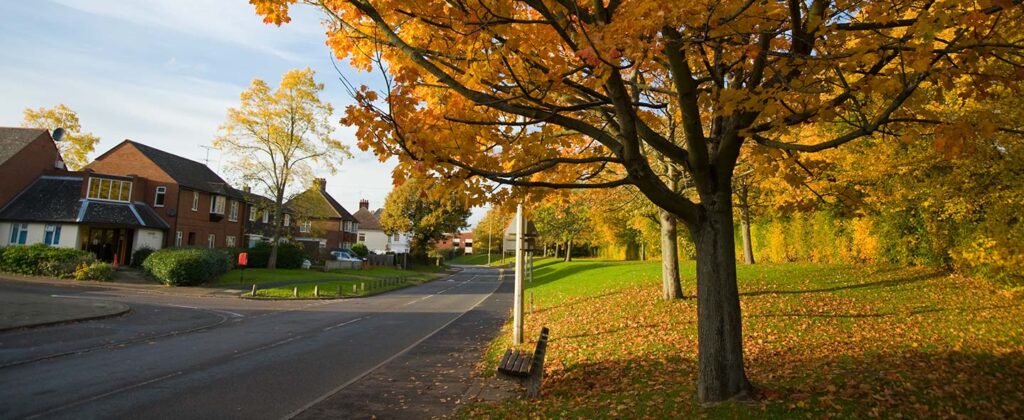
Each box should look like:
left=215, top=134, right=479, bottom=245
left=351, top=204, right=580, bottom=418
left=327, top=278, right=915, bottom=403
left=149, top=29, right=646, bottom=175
left=513, top=203, right=525, bottom=345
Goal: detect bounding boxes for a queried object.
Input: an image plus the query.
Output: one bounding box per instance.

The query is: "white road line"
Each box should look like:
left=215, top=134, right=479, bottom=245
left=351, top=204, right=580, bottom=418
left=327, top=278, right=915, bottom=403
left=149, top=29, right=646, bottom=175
left=322, top=316, right=369, bottom=332
left=232, top=335, right=304, bottom=359
left=282, top=270, right=504, bottom=420
left=25, top=371, right=184, bottom=419
left=50, top=294, right=95, bottom=299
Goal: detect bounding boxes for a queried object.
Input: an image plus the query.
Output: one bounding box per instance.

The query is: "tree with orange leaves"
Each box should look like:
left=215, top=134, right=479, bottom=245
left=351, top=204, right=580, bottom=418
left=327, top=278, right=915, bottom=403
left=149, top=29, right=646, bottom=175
left=251, top=0, right=1024, bottom=402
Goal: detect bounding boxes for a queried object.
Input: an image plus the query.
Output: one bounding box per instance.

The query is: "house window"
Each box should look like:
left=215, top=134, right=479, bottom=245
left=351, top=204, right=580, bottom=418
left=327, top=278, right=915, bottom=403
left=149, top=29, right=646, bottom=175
left=358, top=233, right=365, bottom=242
left=229, top=201, right=239, bottom=222
left=262, top=211, right=269, bottom=224
left=300, top=220, right=311, bottom=233
left=192, top=191, right=199, bottom=211
left=284, top=214, right=290, bottom=227
left=207, top=234, right=216, bottom=249
left=87, top=177, right=132, bottom=202
left=352, top=222, right=358, bottom=232
left=154, top=186, right=166, bottom=207
left=175, top=231, right=182, bottom=246
left=188, top=232, right=196, bottom=246
left=44, top=224, right=62, bottom=246
left=9, top=223, right=28, bottom=245
left=249, top=207, right=257, bottom=222
left=210, top=195, right=226, bottom=214
left=392, top=233, right=400, bottom=242
left=226, top=235, right=236, bottom=247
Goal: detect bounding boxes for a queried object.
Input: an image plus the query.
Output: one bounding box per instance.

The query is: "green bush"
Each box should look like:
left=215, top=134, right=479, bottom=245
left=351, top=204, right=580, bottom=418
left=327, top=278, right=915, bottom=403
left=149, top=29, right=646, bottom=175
left=0, top=244, right=95, bottom=279
left=131, top=247, right=155, bottom=268
left=220, top=247, right=245, bottom=269
left=142, top=247, right=231, bottom=286
left=245, top=241, right=306, bottom=269
left=74, top=261, right=114, bottom=281
left=351, top=242, right=369, bottom=258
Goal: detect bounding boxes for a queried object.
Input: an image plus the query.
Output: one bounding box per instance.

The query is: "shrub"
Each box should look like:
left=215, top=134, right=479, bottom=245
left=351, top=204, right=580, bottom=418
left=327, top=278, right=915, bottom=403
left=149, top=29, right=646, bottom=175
left=131, top=247, right=155, bottom=268
left=351, top=242, right=369, bottom=258
left=74, top=261, right=114, bottom=281
left=246, top=241, right=306, bottom=269
left=0, top=244, right=95, bottom=278
left=219, top=247, right=245, bottom=269
left=143, top=247, right=231, bottom=286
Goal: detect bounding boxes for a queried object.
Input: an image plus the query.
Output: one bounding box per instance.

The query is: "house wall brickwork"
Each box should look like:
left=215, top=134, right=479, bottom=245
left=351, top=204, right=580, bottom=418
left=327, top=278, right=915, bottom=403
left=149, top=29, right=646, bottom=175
left=0, top=131, right=64, bottom=208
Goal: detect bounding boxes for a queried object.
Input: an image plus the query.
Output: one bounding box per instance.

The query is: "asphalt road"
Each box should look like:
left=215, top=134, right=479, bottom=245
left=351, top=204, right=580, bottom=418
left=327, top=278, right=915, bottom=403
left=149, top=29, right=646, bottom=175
left=0, top=266, right=504, bottom=419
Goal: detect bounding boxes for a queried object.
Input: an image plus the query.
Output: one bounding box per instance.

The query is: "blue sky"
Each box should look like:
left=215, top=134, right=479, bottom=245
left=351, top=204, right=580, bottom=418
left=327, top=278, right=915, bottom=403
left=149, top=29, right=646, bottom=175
left=0, top=0, right=485, bottom=225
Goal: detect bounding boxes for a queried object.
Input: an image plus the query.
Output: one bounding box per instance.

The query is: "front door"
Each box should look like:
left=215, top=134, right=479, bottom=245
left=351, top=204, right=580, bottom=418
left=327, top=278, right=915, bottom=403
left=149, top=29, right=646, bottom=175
left=83, top=227, right=130, bottom=265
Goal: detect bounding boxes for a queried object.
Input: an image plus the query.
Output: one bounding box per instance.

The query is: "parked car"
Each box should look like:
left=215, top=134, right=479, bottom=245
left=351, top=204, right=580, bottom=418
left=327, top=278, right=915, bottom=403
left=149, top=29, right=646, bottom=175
left=330, top=250, right=360, bottom=262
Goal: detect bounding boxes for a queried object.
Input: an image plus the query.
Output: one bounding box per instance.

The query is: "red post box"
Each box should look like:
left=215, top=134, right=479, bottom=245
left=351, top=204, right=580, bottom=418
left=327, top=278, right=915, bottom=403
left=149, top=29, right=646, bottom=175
left=238, top=252, right=248, bottom=267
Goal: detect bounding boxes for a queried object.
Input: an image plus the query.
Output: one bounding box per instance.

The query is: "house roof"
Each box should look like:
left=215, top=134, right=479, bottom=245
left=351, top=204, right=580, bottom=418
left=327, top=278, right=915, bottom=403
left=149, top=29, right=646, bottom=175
left=0, top=176, right=169, bottom=229
left=287, top=187, right=356, bottom=222
left=101, top=140, right=241, bottom=198
left=0, top=127, right=49, bottom=166
left=353, top=207, right=383, bottom=231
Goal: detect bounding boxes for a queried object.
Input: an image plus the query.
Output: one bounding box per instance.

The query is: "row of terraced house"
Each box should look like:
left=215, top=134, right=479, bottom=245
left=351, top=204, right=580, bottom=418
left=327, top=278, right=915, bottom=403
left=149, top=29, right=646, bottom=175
left=0, top=127, right=407, bottom=265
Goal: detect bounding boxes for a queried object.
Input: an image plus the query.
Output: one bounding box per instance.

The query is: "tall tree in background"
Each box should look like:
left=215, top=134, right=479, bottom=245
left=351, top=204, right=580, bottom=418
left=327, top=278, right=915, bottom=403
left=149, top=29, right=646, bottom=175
left=214, top=68, right=346, bottom=269
left=379, top=177, right=471, bottom=262
left=532, top=195, right=591, bottom=262
left=254, top=0, right=1024, bottom=402
left=472, top=206, right=512, bottom=258
left=22, top=104, right=99, bottom=170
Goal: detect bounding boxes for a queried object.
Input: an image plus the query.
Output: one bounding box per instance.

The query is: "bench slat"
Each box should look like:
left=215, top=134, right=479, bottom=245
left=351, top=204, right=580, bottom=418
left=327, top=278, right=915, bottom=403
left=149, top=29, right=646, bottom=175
left=498, top=349, right=514, bottom=371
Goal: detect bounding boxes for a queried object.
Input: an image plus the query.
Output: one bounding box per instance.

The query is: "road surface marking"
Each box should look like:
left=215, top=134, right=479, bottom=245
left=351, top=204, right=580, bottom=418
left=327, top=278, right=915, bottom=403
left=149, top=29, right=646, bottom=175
left=232, top=335, right=304, bottom=359
left=322, top=316, right=369, bottom=332
left=282, top=270, right=504, bottom=420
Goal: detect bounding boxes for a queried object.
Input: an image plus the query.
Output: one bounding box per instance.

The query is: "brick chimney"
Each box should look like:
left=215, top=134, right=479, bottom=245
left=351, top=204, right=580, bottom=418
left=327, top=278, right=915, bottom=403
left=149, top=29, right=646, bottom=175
left=316, top=178, right=327, bottom=191
left=359, top=199, right=369, bottom=210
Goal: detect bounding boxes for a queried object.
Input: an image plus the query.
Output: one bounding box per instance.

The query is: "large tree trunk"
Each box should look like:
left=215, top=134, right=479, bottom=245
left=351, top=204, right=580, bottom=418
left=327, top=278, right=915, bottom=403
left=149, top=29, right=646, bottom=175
left=737, top=183, right=755, bottom=265
left=267, top=191, right=286, bottom=270
left=564, top=239, right=572, bottom=262
left=660, top=209, right=684, bottom=300
left=691, top=188, right=753, bottom=403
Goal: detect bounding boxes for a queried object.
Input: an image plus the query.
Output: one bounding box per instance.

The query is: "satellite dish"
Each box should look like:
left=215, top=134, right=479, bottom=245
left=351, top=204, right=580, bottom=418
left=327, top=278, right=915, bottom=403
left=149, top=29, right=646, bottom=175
left=52, top=127, right=65, bottom=142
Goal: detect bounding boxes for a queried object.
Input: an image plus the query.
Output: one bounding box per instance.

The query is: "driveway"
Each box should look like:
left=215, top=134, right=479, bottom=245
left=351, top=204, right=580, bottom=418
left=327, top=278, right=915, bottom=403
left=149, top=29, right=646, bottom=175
left=0, top=266, right=508, bottom=419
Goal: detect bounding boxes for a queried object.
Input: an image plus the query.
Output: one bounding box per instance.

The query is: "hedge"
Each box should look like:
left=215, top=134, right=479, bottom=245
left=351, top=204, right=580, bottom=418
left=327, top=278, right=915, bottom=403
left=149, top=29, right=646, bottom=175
left=130, top=247, right=155, bottom=268
left=142, top=247, right=231, bottom=286
left=0, top=244, right=96, bottom=279
left=74, top=261, right=115, bottom=281
left=245, top=241, right=306, bottom=269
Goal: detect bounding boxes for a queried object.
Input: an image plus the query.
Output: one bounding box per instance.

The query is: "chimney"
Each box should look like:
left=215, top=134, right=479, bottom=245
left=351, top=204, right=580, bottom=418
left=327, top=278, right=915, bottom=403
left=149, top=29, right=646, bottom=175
left=359, top=199, right=369, bottom=210
left=316, top=178, right=327, bottom=191
left=243, top=186, right=251, bottom=193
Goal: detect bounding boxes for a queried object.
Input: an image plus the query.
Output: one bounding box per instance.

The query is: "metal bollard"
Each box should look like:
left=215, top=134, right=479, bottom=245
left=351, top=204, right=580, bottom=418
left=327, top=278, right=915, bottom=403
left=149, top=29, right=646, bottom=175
left=293, top=287, right=298, bottom=298
left=314, top=285, right=319, bottom=297
left=251, top=284, right=257, bottom=297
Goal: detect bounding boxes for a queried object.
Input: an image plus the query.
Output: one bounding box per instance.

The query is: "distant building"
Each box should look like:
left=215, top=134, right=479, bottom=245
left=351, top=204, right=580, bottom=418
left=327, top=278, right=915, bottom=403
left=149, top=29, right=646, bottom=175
left=0, top=127, right=66, bottom=209
left=238, top=188, right=294, bottom=248
left=85, top=140, right=247, bottom=249
left=353, top=199, right=412, bottom=254
left=436, top=232, right=474, bottom=254
left=287, top=178, right=359, bottom=255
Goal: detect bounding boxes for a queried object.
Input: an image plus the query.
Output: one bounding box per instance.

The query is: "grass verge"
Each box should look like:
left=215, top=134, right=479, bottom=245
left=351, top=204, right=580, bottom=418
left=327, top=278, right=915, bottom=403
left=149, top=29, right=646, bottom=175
left=465, top=258, right=1024, bottom=417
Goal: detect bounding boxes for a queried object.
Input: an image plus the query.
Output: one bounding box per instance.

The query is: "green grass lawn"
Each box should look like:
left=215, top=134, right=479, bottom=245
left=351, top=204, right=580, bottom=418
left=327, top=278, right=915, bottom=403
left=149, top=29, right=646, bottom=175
left=449, top=252, right=513, bottom=266
left=253, top=276, right=418, bottom=298
left=213, top=266, right=438, bottom=286
left=466, top=258, right=1024, bottom=417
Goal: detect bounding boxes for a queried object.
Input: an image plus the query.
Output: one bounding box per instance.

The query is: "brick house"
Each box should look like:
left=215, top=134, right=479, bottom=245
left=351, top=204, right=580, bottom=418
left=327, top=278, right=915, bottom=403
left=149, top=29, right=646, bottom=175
left=239, top=188, right=295, bottom=248
left=85, top=140, right=246, bottom=249
left=435, top=232, right=474, bottom=254
left=0, top=127, right=66, bottom=209
left=286, top=178, right=358, bottom=256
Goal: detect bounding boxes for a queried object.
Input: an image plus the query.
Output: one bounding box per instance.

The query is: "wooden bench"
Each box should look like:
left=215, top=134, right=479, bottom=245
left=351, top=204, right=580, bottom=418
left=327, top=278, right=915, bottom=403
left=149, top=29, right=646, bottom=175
left=497, top=326, right=549, bottom=398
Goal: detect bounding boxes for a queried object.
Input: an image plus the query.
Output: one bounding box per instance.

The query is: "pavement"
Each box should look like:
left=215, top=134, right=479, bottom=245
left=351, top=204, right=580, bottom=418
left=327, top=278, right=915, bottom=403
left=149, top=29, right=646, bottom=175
left=0, top=282, right=130, bottom=331
left=0, top=265, right=516, bottom=419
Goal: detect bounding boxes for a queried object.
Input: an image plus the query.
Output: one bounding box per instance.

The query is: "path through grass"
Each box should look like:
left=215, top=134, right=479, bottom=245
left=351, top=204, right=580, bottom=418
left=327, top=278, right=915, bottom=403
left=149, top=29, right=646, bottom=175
left=467, top=258, right=1024, bottom=417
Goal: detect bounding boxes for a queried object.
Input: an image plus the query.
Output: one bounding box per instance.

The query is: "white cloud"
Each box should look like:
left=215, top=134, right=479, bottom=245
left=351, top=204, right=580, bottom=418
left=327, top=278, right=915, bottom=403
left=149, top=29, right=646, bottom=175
left=50, top=0, right=325, bottom=61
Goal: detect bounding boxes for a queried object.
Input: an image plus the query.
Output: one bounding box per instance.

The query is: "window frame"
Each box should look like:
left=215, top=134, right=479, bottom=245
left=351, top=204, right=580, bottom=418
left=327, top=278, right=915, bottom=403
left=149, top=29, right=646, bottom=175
left=9, top=223, right=28, bottom=245
left=43, top=224, right=62, bottom=246
left=209, top=195, right=226, bottom=215
left=228, top=200, right=239, bottom=222
left=207, top=233, right=216, bottom=249
left=86, top=177, right=133, bottom=202
left=249, top=206, right=257, bottom=222
left=226, top=235, right=236, bottom=247
left=175, top=231, right=182, bottom=246
left=300, top=220, right=311, bottom=233
left=283, top=214, right=290, bottom=227
left=154, top=186, right=166, bottom=207
left=262, top=211, right=269, bottom=224
left=191, top=191, right=199, bottom=211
